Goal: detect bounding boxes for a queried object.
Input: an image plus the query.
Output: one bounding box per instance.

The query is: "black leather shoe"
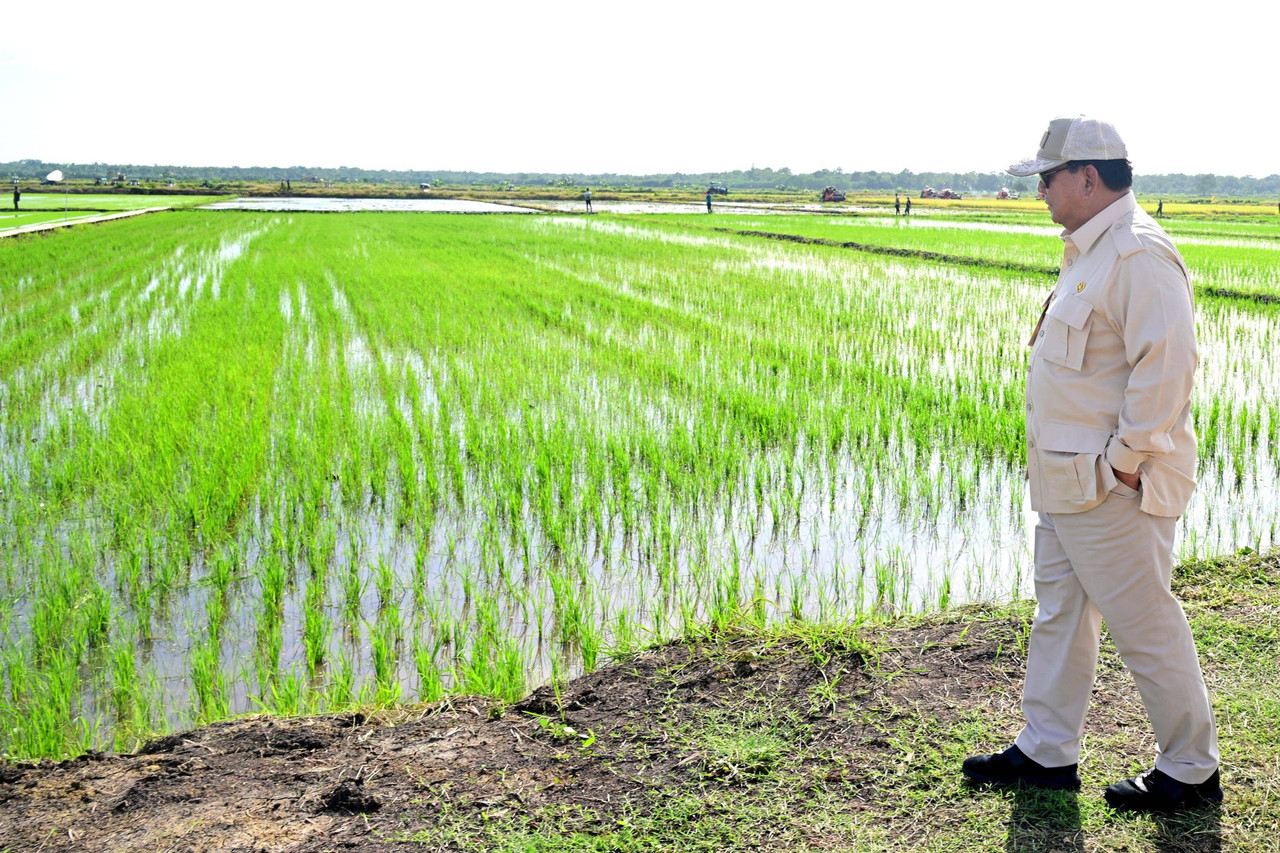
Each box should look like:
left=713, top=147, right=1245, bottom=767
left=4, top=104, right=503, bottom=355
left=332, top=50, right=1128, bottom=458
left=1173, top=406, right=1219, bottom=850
left=962, top=744, right=1081, bottom=790
left=1105, top=767, right=1222, bottom=812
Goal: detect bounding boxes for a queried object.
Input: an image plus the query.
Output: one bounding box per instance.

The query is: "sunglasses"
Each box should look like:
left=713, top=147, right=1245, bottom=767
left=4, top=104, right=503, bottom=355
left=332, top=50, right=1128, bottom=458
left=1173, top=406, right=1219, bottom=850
left=1039, top=164, right=1073, bottom=187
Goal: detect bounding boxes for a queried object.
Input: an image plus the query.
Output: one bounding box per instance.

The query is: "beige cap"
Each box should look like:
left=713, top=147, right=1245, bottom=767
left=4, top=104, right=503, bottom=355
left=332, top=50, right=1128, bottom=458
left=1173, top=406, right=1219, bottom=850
left=1007, top=115, right=1127, bottom=177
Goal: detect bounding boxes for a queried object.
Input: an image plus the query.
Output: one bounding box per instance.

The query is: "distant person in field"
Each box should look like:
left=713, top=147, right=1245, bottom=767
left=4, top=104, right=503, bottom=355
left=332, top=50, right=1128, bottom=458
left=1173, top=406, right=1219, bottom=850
left=963, top=115, right=1220, bottom=814
left=583, top=188, right=593, bottom=213
left=1157, top=199, right=1163, bottom=217
left=12, top=186, right=18, bottom=211
left=706, top=189, right=713, bottom=213
left=904, top=197, right=910, bottom=215
left=895, top=192, right=901, bottom=215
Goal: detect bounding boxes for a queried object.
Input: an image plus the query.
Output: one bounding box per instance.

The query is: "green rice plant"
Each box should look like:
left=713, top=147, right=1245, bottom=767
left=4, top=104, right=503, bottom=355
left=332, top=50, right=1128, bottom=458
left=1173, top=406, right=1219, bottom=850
left=606, top=605, right=642, bottom=662
left=341, top=561, right=363, bottom=625
left=114, top=668, right=162, bottom=753
left=369, top=612, right=402, bottom=705
left=374, top=556, right=396, bottom=610
left=709, top=561, right=744, bottom=632
left=108, top=633, right=137, bottom=719
left=873, top=556, right=898, bottom=614
left=259, top=551, right=287, bottom=615
left=579, top=609, right=602, bottom=672
left=254, top=605, right=284, bottom=683
left=327, top=649, right=355, bottom=708
left=788, top=572, right=807, bottom=622
left=266, top=669, right=313, bottom=716
left=190, top=635, right=228, bottom=722
left=303, top=595, right=330, bottom=674
left=413, top=635, right=445, bottom=703
left=80, top=583, right=112, bottom=650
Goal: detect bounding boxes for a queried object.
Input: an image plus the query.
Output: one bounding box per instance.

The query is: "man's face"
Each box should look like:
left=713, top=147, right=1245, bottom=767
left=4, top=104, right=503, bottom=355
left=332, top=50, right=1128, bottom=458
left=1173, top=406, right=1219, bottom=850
left=1039, top=164, right=1090, bottom=231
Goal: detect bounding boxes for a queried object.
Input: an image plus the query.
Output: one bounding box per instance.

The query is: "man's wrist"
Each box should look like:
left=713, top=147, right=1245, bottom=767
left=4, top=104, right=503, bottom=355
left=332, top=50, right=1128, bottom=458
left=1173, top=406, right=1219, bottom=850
left=1112, top=467, right=1141, bottom=490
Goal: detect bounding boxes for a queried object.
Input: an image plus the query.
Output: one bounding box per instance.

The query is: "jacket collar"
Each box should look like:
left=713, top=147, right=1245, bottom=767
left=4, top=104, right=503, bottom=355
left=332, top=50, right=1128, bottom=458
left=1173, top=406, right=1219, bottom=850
left=1062, top=191, right=1137, bottom=253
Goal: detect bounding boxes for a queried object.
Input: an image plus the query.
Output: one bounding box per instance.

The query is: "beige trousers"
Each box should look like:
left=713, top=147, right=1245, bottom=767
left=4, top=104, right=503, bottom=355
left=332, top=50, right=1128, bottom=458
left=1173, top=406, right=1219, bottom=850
left=1014, top=483, right=1219, bottom=784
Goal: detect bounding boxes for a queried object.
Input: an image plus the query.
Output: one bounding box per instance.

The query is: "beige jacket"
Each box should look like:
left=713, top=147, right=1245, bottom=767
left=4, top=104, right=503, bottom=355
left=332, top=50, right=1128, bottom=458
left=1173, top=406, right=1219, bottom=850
left=1026, top=192, right=1198, bottom=517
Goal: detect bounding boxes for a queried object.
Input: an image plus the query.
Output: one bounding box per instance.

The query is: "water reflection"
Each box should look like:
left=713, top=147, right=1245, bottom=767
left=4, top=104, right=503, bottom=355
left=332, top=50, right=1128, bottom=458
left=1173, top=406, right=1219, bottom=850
left=202, top=197, right=537, bottom=213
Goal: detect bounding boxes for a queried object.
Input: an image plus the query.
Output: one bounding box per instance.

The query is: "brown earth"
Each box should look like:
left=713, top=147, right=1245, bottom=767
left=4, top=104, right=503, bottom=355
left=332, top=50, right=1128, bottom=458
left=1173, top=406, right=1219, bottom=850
left=0, top=605, right=1185, bottom=853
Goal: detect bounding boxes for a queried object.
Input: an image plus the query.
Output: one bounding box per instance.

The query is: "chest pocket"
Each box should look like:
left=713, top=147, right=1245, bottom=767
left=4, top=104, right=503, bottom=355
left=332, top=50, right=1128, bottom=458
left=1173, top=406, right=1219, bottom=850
left=1037, top=292, right=1094, bottom=371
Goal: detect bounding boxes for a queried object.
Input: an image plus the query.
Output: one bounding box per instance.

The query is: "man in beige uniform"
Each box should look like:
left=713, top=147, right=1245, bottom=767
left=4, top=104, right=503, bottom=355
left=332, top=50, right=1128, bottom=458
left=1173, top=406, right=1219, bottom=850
left=962, top=116, right=1221, bottom=812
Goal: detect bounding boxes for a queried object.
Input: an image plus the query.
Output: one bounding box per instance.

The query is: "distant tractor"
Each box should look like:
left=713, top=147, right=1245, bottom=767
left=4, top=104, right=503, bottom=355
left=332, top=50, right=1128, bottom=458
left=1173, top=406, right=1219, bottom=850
left=920, top=187, right=937, bottom=198
left=821, top=186, right=847, bottom=202
left=935, top=188, right=962, bottom=199
left=708, top=184, right=728, bottom=195
left=996, top=187, right=1020, bottom=200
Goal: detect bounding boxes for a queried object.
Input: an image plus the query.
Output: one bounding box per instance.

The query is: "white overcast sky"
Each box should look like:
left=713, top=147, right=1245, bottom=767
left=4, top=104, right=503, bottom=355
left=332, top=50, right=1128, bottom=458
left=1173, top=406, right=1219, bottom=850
left=2, top=1, right=1275, bottom=177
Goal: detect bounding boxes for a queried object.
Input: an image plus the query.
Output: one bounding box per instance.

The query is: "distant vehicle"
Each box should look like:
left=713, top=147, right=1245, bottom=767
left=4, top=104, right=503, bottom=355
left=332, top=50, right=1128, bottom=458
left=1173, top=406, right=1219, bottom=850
left=920, top=187, right=936, bottom=198
left=924, top=188, right=961, bottom=199
left=821, top=186, right=847, bottom=202
left=420, top=182, right=431, bottom=190
left=996, top=188, right=1020, bottom=200
left=708, top=184, right=728, bottom=195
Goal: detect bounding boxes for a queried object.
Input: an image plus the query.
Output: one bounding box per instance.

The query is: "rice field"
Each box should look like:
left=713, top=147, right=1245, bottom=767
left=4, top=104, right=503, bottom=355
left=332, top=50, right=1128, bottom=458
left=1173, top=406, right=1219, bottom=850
left=1, top=207, right=1277, bottom=760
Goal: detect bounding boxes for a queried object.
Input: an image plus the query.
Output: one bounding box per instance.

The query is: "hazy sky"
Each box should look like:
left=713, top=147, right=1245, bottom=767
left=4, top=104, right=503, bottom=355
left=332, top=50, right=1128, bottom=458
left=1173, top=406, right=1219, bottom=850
left=3, top=1, right=1275, bottom=177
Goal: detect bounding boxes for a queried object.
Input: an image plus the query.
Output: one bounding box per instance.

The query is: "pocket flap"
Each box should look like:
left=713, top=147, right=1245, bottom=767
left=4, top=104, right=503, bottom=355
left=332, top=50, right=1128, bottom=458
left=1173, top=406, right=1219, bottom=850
left=1038, top=421, right=1110, bottom=454
left=1046, top=293, right=1093, bottom=330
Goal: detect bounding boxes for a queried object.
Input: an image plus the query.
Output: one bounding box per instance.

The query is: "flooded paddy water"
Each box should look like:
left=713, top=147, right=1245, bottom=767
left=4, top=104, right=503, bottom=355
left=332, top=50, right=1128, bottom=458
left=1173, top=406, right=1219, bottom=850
left=1, top=206, right=1277, bottom=757
left=202, top=197, right=538, bottom=213
left=532, top=199, right=890, bottom=215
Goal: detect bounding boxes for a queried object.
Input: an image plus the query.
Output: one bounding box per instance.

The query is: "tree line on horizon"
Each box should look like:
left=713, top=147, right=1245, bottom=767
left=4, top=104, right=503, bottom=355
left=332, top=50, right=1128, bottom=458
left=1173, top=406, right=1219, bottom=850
left=4, top=159, right=1278, bottom=198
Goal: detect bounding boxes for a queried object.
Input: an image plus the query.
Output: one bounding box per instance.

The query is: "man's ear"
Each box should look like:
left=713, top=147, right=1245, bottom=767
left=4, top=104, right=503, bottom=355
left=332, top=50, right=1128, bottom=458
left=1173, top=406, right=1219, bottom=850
left=1082, top=165, right=1099, bottom=195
